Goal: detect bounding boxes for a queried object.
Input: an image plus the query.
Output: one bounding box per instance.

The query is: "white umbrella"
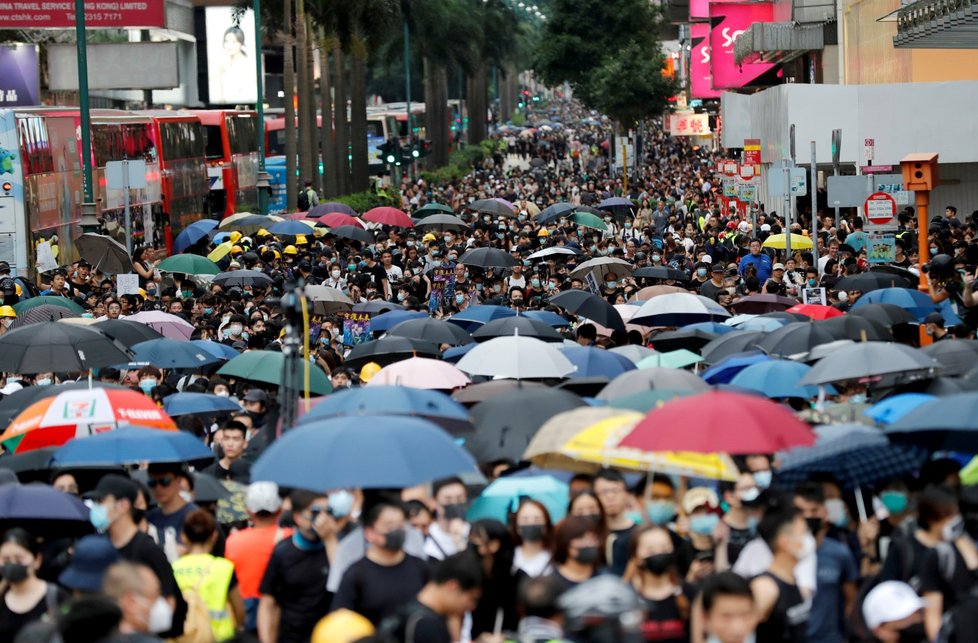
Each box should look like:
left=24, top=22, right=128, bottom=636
left=608, top=345, right=657, bottom=365
left=528, top=247, right=579, bottom=261
left=456, top=335, right=576, bottom=379
left=631, top=293, right=731, bottom=327
left=569, top=257, right=634, bottom=281
left=367, top=357, right=472, bottom=390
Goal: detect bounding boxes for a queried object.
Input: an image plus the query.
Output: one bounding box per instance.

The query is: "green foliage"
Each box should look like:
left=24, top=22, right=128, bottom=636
left=580, top=43, right=678, bottom=128
left=419, top=139, right=496, bottom=186
left=332, top=190, right=401, bottom=212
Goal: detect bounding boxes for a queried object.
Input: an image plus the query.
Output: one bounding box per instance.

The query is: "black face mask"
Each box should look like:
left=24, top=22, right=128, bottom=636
left=805, top=517, right=824, bottom=535
left=131, top=508, right=146, bottom=524
left=574, top=546, right=600, bottom=565
left=896, top=621, right=927, bottom=643
left=643, top=553, right=676, bottom=575
left=382, top=528, right=406, bottom=552
left=1, top=563, right=28, bottom=584
left=442, top=503, right=467, bottom=521
left=577, top=513, right=602, bottom=526
left=518, top=524, right=546, bottom=543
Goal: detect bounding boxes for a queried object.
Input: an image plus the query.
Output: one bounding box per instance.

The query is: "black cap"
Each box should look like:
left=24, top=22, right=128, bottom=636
left=84, top=474, right=137, bottom=504
left=924, top=312, right=944, bottom=325
left=0, top=261, right=10, bottom=273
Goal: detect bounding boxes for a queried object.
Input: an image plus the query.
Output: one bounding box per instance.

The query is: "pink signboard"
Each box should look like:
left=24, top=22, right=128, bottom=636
left=708, top=2, right=776, bottom=90
left=690, top=23, right=721, bottom=99
left=690, top=0, right=711, bottom=20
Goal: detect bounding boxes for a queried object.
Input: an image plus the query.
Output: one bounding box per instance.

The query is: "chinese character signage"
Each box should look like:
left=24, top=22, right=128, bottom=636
left=0, top=1, right=165, bottom=28
left=0, top=44, right=39, bottom=107
left=668, top=113, right=711, bottom=137
left=340, top=312, right=372, bottom=347
left=708, top=2, right=776, bottom=90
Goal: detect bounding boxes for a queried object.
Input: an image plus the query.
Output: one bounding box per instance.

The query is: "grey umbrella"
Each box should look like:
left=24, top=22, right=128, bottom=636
left=921, top=340, right=978, bottom=377
left=0, top=321, right=132, bottom=374
left=467, top=199, right=517, bottom=218
left=800, top=343, right=939, bottom=386
left=304, top=285, right=354, bottom=316
left=413, top=214, right=468, bottom=233
left=387, top=318, right=473, bottom=345
left=212, top=270, right=273, bottom=288
left=597, top=367, right=709, bottom=401
left=8, top=305, right=79, bottom=330
left=74, top=233, right=133, bottom=274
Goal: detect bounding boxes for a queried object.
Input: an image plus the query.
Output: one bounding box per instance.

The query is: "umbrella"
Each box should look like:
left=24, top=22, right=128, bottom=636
left=452, top=380, right=547, bottom=405
left=629, top=285, right=688, bottom=302
left=777, top=424, right=926, bottom=489
left=921, top=340, right=978, bottom=376
left=369, top=310, right=428, bottom=333
left=607, top=345, right=656, bottom=365
left=0, top=483, right=92, bottom=537
left=686, top=322, right=738, bottom=335
left=597, top=197, right=634, bottom=210
left=528, top=247, right=579, bottom=261
left=303, top=285, right=354, bottom=316
left=363, top=207, right=414, bottom=228
left=13, top=296, right=84, bottom=315
left=729, top=360, right=823, bottom=399
left=192, top=473, right=233, bottom=503
left=352, top=300, right=403, bottom=315
left=191, top=339, right=240, bottom=361
left=835, top=272, right=912, bottom=293
left=1, top=388, right=176, bottom=453
left=91, top=319, right=164, bottom=348
left=330, top=226, right=375, bottom=243
left=568, top=211, right=607, bottom=231
left=458, top=247, right=519, bottom=269
left=344, top=337, right=440, bottom=370
left=467, top=388, right=586, bottom=461
left=298, top=386, right=472, bottom=434
left=636, top=349, right=703, bottom=370
left=632, top=266, right=689, bottom=282
left=818, top=316, right=892, bottom=342
left=649, top=328, right=718, bottom=353
left=536, top=203, right=576, bottom=224
left=701, top=331, right=765, bottom=365
left=442, top=343, right=477, bottom=364
left=413, top=214, right=468, bottom=232
left=631, top=293, right=730, bottom=327
left=387, top=318, right=472, bottom=345
left=569, top=257, right=634, bottom=281
left=163, top=392, right=241, bottom=417
left=448, top=305, right=517, bottom=331
left=596, top=367, right=709, bottom=401
left=130, top=339, right=221, bottom=369
left=886, top=393, right=978, bottom=451
left=559, top=346, right=636, bottom=379
left=0, top=322, right=131, bottom=374
left=524, top=407, right=639, bottom=471
left=702, top=351, right=772, bottom=384
left=173, top=219, right=219, bottom=254
left=762, top=233, right=814, bottom=250
left=467, top=475, right=569, bottom=524
left=156, top=254, right=221, bottom=276
left=309, top=202, right=356, bottom=217
left=729, top=294, right=798, bottom=315
left=865, top=393, right=937, bottom=425
left=318, top=212, right=363, bottom=228
left=801, top=343, right=939, bottom=385
left=850, top=288, right=941, bottom=321
left=8, top=304, right=79, bottom=329
left=213, top=270, right=273, bottom=288
left=217, top=213, right=283, bottom=234
left=472, top=317, right=565, bottom=343
left=785, top=303, right=844, bottom=320
left=217, top=350, right=333, bottom=395
left=74, top=233, right=132, bottom=274
left=619, top=390, right=814, bottom=454
left=52, top=427, right=214, bottom=466
left=126, top=311, right=195, bottom=340
left=604, top=389, right=693, bottom=413
left=756, top=321, right=839, bottom=358
left=267, top=219, right=317, bottom=236
left=457, top=336, right=576, bottom=379
left=725, top=315, right=786, bottom=333
left=413, top=203, right=454, bottom=217
left=467, top=199, right=516, bottom=218
left=849, top=303, right=917, bottom=327
left=523, top=310, right=571, bottom=328
left=251, top=416, right=478, bottom=491
left=548, top=290, right=625, bottom=331
left=367, top=357, right=471, bottom=390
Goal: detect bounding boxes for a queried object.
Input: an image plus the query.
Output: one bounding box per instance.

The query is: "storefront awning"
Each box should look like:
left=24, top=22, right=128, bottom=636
left=734, top=22, right=826, bottom=65
left=894, top=0, right=978, bottom=48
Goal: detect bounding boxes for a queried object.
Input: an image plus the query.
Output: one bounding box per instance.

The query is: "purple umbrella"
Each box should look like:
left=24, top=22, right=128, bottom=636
left=309, top=202, right=357, bottom=217
left=126, top=311, right=194, bottom=340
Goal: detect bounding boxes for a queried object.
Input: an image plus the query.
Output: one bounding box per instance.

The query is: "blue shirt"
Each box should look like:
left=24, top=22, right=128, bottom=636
left=738, top=252, right=773, bottom=284
left=847, top=231, right=868, bottom=254
left=806, top=537, right=859, bottom=643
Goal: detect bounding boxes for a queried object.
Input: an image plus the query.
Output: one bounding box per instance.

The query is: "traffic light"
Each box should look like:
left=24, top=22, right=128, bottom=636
left=418, top=139, right=431, bottom=158
left=379, top=138, right=401, bottom=165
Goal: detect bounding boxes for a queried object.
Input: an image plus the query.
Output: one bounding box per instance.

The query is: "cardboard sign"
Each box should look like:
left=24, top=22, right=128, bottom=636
left=116, top=273, right=140, bottom=295
left=802, top=287, right=827, bottom=306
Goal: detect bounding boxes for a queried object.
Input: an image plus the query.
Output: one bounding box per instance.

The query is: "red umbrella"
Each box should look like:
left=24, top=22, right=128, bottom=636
left=363, top=207, right=414, bottom=228
left=786, top=303, right=844, bottom=320
left=618, top=390, right=814, bottom=454
left=319, top=212, right=364, bottom=229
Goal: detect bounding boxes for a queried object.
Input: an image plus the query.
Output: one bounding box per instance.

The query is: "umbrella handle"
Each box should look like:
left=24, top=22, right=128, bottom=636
left=855, top=486, right=868, bottom=523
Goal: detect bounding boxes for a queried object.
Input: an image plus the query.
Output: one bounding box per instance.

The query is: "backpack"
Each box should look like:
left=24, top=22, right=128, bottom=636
left=171, top=561, right=215, bottom=643
left=297, top=188, right=310, bottom=212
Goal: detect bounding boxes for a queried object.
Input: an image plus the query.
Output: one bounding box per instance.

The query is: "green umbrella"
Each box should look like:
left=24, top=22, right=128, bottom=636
left=637, top=349, right=704, bottom=370
left=604, top=389, right=693, bottom=413
left=414, top=203, right=455, bottom=218
left=569, top=211, right=607, bottom=231
left=216, top=350, right=333, bottom=395
left=157, top=254, right=222, bottom=275
left=13, top=296, right=84, bottom=315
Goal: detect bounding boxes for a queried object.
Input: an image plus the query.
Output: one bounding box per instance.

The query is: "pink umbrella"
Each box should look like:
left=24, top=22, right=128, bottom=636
left=366, top=357, right=471, bottom=390
left=363, top=207, right=414, bottom=228
left=319, top=213, right=364, bottom=229
left=125, top=311, right=194, bottom=340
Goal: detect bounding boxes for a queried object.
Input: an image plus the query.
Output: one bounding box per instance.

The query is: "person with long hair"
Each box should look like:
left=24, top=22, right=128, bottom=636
left=467, top=519, right=522, bottom=638
left=511, top=499, right=554, bottom=578
left=623, top=525, right=693, bottom=642
left=546, top=517, right=604, bottom=592
left=0, top=528, right=68, bottom=640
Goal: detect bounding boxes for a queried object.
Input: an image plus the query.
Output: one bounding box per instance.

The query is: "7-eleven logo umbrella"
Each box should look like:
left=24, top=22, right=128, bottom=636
left=0, top=388, right=177, bottom=453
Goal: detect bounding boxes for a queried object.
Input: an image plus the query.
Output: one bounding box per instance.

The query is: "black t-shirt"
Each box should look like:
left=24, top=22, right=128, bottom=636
left=258, top=537, right=331, bottom=643
left=0, top=583, right=69, bottom=641
left=608, top=524, right=636, bottom=576
left=754, top=572, right=810, bottom=643
left=201, top=459, right=251, bottom=484
left=116, top=531, right=187, bottom=639
left=380, top=600, right=451, bottom=643
left=919, top=543, right=978, bottom=612
left=726, top=524, right=754, bottom=566
left=640, top=583, right=694, bottom=642
left=330, top=554, right=430, bottom=625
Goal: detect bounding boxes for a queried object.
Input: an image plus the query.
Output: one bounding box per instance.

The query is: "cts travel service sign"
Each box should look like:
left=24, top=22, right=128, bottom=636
left=0, top=1, right=166, bottom=29
left=708, top=2, right=776, bottom=90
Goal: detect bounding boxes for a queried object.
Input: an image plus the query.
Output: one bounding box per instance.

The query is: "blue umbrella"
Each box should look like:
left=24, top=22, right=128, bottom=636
left=370, top=310, right=428, bottom=333
left=251, top=416, right=479, bottom=491
left=173, top=219, right=218, bottom=254
left=886, top=392, right=978, bottom=451
left=162, top=392, right=241, bottom=417
left=52, top=427, right=214, bottom=466
left=729, top=360, right=827, bottom=399
left=524, top=310, right=571, bottom=328
left=777, top=424, right=927, bottom=490
left=0, top=483, right=92, bottom=536
left=192, top=339, right=240, bottom=361
left=443, top=343, right=478, bottom=363
left=267, top=220, right=317, bottom=236
left=212, top=231, right=232, bottom=244
left=559, top=345, right=636, bottom=379
left=467, top=474, right=568, bottom=524
left=597, top=197, right=634, bottom=209
left=448, top=305, right=516, bottom=332
left=130, top=339, right=221, bottom=370
left=298, top=386, right=473, bottom=434
left=683, top=321, right=736, bottom=335
left=702, top=351, right=772, bottom=384
left=536, top=202, right=576, bottom=224
left=852, top=288, right=961, bottom=324
left=865, top=393, right=937, bottom=426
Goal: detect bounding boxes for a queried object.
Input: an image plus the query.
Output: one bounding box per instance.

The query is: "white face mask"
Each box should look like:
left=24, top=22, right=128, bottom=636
left=147, top=596, right=174, bottom=633
left=215, top=389, right=230, bottom=398
left=331, top=270, right=341, bottom=279
left=798, top=532, right=817, bottom=561
left=35, top=378, right=52, bottom=386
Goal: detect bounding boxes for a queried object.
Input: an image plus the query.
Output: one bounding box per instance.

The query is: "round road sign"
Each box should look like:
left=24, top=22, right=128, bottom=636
left=864, top=191, right=896, bottom=226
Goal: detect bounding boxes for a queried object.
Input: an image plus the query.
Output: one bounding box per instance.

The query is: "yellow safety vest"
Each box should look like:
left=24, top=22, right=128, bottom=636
left=172, top=553, right=236, bottom=641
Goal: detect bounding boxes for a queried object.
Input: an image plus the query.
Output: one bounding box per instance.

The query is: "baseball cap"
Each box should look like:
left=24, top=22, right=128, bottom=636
left=760, top=223, right=772, bottom=232
left=246, top=481, right=282, bottom=514
left=701, top=255, right=712, bottom=264
left=0, top=261, right=9, bottom=273
left=924, top=312, right=944, bottom=325
left=243, top=388, right=269, bottom=403
left=862, top=581, right=923, bottom=629
left=773, top=263, right=785, bottom=271
left=84, top=474, right=137, bottom=504
left=58, top=535, right=120, bottom=593
left=682, top=487, right=719, bottom=514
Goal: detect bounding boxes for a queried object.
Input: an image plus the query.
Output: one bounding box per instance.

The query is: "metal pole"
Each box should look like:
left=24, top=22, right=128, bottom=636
left=810, top=141, right=818, bottom=268
left=404, top=20, right=413, bottom=181
left=123, top=161, right=132, bottom=256
left=254, top=0, right=271, bottom=215
left=784, top=164, right=792, bottom=257
left=75, top=0, right=98, bottom=234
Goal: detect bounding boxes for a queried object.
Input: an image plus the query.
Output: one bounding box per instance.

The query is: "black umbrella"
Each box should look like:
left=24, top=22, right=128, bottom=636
left=835, top=271, right=912, bottom=293
left=451, top=380, right=547, bottom=406
left=192, top=473, right=233, bottom=502
left=818, top=316, right=892, bottom=342
left=921, top=340, right=978, bottom=377
left=700, top=331, right=766, bottom=364
left=0, top=381, right=129, bottom=428
left=471, top=316, right=565, bottom=343
left=458, top=247, right=519, bottom=269
left=632, top=266, right=689, bottom=282
left=466, top=387, right=586, bottom=462
left=413, top=214, right=468, bottom=233
left=0, top=448, right=125, bottom=488
left=344, top=336, right=440, bottom=370
left=352, top=300, right=403, bottom=315
left=387, top=318, right=473, bottom=345
left=213, top=270, right=273, bottom=288
left=650, top=328, right=718, bottom=353
left=756, top=321, right=839, bottom=358
left=729, top=294, right=799, bottom=315
left=548, top=289, right=625, bottom=331
left=330, top=225, right=375, bottom=243
left=93, top=319, right=166, bottom=348
left=0, top=482, right=93, bottom=537
left=848, top=303, right=917, bottom=327
left=871, top=265, right=919, bottom=288
left=0, top=322, right=132, bottom=374
left=8, top=305, right=80, bottom=329
left=467, top=199, right=517, bottom=218
left=74, top=233, right=133, bottom=274
left=536, top=203, right=576, bottom=224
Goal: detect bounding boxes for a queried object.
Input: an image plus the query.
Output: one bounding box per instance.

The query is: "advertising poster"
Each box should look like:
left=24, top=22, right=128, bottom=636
left=708, top=2, right=776, bottom=90
left=429, top=267, right=456, bottom=313
left=690, top=23, right=721, bottom=99
left=340, top=311, right=371, bottom=347
left=0, top=45, right=39, bottom=107
left=867, top=234, right=896, bottom=264
left=206, top=7, right=258, bottom=105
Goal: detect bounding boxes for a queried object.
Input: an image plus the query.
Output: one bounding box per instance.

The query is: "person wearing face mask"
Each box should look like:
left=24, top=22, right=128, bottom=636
left=879, top=485, right=957, bottom=594
left=467, top=519, right=522, bottom=638
left=513, top=499, right=554, bottom=578
left=623, top=524, right=693, bottom=643
left=134, top=366, right=161, bottom=397
left=424, top=477, right=470, bottom=561
left=683, top=488, right=725, bottom=584
left=750, top=506, right=814, bottom=643
left=32, top=371, right=55, bottom=387
left=102, top=561, right=171, bottom=641
left=594, top=468, right=638, bottom=576
left=0, top=528, right=68, bottom=640
left=720, top=473, right=765, bottom=567
left=860, top=580, right=927, bottom=643
left=743, top=454, right=774, bottom=492
left=546, top=517, right=604, bottom=592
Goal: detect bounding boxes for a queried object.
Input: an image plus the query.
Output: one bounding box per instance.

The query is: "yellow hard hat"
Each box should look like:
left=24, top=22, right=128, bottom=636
left=311, top=609, right=374, bottom=643
left=284, top=245, right=298, bottom=256
left=295, top=234, right=308, bottom=245
left=258, top=228, right=269, bottom=237
left=231, top=245, right=243, bottom=255
left=422, top=233, right=437, bottom=243
left=273, top=250, right=282, bottom=260
left=359, top=362, right=382, bottom=383
left=137, top=288, right=147, bottom=298
left=0, top=306, right=15, bottom=318
left=537, top=228, right=550, bottom=237
left=229, top=231, right=243, bottom=244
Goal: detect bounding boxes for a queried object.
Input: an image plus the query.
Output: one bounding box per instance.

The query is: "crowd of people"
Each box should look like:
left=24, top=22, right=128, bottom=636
left=0, top=99, right=975, bottom=643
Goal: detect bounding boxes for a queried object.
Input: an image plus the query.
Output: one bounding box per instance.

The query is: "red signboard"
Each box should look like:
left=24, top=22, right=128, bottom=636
left=744, top=138, right=761, bottom=167
left=0, top=1, right=166, bottom=29
left=864, top=192, right=897, bottom=225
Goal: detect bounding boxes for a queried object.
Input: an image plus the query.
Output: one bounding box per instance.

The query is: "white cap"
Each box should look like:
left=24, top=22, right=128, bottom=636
left=862, top=581, right=923, bottom=629
left=701, top=254, right=713, bottom=264
left=245, top=481, right=283, bottom=514
left=738, top=221, right=750, bottom=232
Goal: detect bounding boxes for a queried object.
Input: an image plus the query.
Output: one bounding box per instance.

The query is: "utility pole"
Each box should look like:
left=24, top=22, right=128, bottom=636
left=75, top=0, right=98, bottom=234
left=810, top=141, right=819, bottom=267
left=254, top=0, right=271, bottom=215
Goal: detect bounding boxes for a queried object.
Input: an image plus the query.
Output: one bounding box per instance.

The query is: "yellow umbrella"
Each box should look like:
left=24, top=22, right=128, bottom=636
left=523, top=408, right=643, bottom=472
left=562, top=416, right=740, bottom=481
left=208, top=241, right=233, bottom=262
left=762, top=233, right=813, bottom=250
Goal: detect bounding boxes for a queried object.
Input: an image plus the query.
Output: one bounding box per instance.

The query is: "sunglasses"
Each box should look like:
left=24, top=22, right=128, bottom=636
left=148, top=476, right=174, bottom=488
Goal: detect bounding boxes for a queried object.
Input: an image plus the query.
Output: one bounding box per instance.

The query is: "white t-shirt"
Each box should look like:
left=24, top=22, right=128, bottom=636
left=424, top=521, right=468, bottom=560
left=513, top=547, right=552, bottom=578
left=731, top=537, right=817, bottom=594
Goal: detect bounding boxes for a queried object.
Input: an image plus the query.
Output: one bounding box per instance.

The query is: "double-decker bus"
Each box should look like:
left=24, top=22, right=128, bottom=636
left=186, top=110, right=260, bottom=218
